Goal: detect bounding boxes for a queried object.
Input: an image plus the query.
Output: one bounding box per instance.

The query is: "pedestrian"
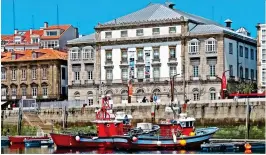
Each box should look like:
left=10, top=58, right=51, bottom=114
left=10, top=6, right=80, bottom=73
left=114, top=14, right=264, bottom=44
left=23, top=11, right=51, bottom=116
left=150, top=95, right=153, bottom=103
left=109, top=97, right=113, bottom=109
left=153, top=94, right=158, bottom=104
left=7, top=128, right=10, bottom=136
left=142, top=97, right=147, bottom=103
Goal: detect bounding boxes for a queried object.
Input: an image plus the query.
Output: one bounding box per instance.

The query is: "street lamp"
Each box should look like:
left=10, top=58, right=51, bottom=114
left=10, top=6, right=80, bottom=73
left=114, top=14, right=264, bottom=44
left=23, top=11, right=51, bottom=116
left=171, top=74, right=180, bottom=103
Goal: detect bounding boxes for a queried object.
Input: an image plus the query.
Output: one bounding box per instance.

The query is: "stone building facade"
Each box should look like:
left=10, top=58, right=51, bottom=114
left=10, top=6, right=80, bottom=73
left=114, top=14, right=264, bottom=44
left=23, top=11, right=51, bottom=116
left=1, top=49, right=68, bottom=104
left=67, top=2, right=257, bottom=104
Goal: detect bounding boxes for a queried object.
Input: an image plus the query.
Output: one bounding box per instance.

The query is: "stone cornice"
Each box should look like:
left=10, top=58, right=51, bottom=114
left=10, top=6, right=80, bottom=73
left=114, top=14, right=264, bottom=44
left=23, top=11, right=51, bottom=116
left=95, top=19, right=186, bottom=30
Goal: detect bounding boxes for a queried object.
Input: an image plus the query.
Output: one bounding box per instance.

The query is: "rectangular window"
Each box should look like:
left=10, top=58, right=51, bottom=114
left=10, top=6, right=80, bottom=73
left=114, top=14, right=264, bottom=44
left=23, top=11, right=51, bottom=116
left=251, top=69, right=254, bottom=80
left=121, top=69, right=128, bottom=80
left=11, top=88, right=17, bottom=96
left=229, top=43, right=233, bottom=54
left=1, top=69, right=6, bottom=80
left=136, top=29, right=144, bottom=36
left=169, top=48, right=176, bottom=58
left=62, top=67, right=66, bottom=80
left=251, top=49, right=254, bottom=60
left=32, top=38, right=39, bottom=44
left=137, top=49, right=143, bottom=60
left=88, top=71, right=93, bottom=80
left=11, top=69, right=16, bottom=80
left=121, top=50, right=127, bottom=60
left=245, top=68, right=249, bottom=79
left=21, top=69, right=27, bottom=80
left=106, top=51, right=112, bottom=60
left=229, top=65, right=233, bottom=76
left=42, top=68, right=47, bottom=79
left=83, top=49, right=90, bottom=59
left=32, top=87, right=37, bottom=96
left=106, top=69, right=113, bottom=80
left=137, top=68, right=144, bottom=79
left=46, top=31, right=57, bottom=36
left=22, top=87, right=27, bottom=96
left=121, top=30, right=128, bottom=37
left=1, top=88, right=7, bottom=96
left=152, top=28, right=160, bottom=35
left=32, top=68, right=37, bottom=79
left=169, top=27, right=176, bottom=34
left=210, top=65, right=216, bottom=76
left=71, top=49, right=79, bottom=60
left=245, top=47, right=249, bottom=59
left=88, top=99, right=93, bottom=105
left=153, top=67, right=160, bottom=78
left=153, top=48, right=160, bottom=59
left=239, top=46, right=243, bottom=57
left=75, top=72, right=80, bottom=80
left=189, top=41, right=199, bottom=54
left=105, top=32, right=112, bottom=38
left=42, top=87, right=48, bottom=96
left=210, top=92, right=216, bottom=100
left=169, top=67, right=177, bottom=77
left=193, top=66, right=199, bottom=77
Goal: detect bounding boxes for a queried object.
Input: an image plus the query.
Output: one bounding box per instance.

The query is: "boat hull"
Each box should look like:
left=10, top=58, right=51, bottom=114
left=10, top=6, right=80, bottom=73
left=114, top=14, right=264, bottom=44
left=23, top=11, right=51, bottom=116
left=51, top=127, right=218, bottom=150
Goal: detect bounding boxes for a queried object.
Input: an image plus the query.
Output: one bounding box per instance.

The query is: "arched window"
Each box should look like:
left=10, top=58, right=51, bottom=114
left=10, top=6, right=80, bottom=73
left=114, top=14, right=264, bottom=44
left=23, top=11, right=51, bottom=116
left=136, top=89, right=145, bottom=102
left=188, top=39, right=199, bottom=54
left=105, top=90, right=113, bottom=95
left=192, top=88, right=200, bottom=101
left=152, top=88, right=161, bottom=94
left=74, top=91, right=80, bottom=100
left=121, top=90, right=128, bottom=101
left=205, top=38, right=217, bottom=53
left=240, top=66, right=243, bottom=79
left=209, top=88, right=216, bottom=100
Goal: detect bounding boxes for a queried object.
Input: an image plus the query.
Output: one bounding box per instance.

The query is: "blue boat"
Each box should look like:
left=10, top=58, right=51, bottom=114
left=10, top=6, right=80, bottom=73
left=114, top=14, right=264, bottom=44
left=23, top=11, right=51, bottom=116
left=24, top=139, right=54, bottom=147
left=1, top=136, right=10, bottom=146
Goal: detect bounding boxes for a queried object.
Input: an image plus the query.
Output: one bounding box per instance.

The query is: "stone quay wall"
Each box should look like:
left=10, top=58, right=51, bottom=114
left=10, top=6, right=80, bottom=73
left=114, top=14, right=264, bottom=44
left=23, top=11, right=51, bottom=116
left=2, top=98, right=265, bottom=126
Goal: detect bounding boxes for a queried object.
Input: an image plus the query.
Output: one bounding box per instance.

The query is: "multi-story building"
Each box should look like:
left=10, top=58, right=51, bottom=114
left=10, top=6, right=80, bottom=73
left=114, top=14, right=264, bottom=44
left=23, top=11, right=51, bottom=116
left=68, top=2, right=257, bottom=104
left=66, top=33, right=97, bottom=104
left=1, top=49, right=68, bottom=104
left=256, top=23, right=266, bottom=92
left=1, top=22, right=78, bottom=52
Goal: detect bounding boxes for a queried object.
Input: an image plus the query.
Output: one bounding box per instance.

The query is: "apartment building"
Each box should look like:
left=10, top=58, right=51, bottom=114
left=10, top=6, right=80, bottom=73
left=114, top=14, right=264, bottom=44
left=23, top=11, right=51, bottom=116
left=1, top=22, right=78, bottom=52
left=1, top=49, right=68, bottom=104
left=256, top=23, right=266, bottom=92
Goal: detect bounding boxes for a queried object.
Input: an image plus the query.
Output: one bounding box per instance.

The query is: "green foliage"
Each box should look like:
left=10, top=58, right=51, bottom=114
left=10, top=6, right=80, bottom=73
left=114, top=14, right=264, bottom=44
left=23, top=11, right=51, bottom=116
left=2, top=124, right=37, bottom=136
left=62, top=125, right=97, bottom=135
left=227, top=81, right=257, bottom=94
left=211, top=125, right=265, bottom=139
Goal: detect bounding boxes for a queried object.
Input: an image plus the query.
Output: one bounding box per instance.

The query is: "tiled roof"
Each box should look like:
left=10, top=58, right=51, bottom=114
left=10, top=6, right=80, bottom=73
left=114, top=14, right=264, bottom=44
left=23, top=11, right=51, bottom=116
left=1, top=49, right=67, bottom=62
left=67, top=33, right=96, bottom=45
left=102, top=3, right=221, bottom=26
left=1, top=24, right=72, bottom=44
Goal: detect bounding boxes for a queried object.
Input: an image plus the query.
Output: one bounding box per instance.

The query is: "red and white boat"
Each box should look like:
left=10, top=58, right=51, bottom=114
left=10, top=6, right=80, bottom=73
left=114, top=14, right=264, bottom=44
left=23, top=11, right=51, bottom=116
left=50, top=97, right=219, bottom=150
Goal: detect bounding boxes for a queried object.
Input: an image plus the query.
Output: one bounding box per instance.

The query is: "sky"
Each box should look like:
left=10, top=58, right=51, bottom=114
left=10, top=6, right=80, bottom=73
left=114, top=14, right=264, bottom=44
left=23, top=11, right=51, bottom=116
left=1, top=0, right=265, bottom=38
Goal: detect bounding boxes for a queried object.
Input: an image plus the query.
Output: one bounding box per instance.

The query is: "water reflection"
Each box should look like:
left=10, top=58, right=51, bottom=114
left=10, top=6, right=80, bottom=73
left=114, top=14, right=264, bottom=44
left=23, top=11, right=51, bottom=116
left=1, top=146, right=265, bottom=154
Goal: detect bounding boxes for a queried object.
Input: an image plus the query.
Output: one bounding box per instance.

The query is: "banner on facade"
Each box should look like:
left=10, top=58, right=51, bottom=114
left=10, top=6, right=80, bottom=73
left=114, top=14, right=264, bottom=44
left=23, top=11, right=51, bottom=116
left=129, top=51, right=135, bottom=79
left=128, top=84, right=133, bottom=97
left=145, top=50, right=151, bottom=79
left=222, top=72, right=227, bottom=90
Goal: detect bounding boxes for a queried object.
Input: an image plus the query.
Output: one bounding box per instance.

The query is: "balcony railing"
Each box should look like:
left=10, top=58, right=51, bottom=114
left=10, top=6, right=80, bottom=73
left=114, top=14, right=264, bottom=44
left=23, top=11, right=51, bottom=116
left=72, top=80, right=81, bottom=85
left=2, top=94, right=60, bottom=100
left=105, top=59, right=113, bottom=65
left=206, top=50, right=217, bottom=54
left=168, top=57, right=177, bottom=62
left=206, top=75, right=217, bottom=80
left=152, top=57, right=160, bottom=62
left=188, top=51, right=200, bottom=57
left=120, top=57, right=128, bottom=64
left=190, top=75, right=201, bottom=81
left=84, top=80, right=94, bottom=85
left=136, top=58, right=144, bottom=63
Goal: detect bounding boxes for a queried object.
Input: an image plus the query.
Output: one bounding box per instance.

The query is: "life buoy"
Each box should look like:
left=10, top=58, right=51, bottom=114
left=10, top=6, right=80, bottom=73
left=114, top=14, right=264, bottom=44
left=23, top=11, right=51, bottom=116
left=132, top=136, right=138, bottom=142
left=75, top=136, right=80, bottom=141
left=106, top=124, right=110, bottom=127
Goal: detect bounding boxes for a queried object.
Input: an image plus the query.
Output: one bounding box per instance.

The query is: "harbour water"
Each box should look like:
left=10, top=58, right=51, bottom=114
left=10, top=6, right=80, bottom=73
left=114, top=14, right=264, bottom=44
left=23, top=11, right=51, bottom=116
left=1, top=146, right=265, bottom=154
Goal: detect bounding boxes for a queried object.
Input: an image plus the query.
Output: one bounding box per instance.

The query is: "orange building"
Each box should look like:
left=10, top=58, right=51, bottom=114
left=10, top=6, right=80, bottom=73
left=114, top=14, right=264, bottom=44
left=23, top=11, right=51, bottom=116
left=1, top=49, right=68, bottom=104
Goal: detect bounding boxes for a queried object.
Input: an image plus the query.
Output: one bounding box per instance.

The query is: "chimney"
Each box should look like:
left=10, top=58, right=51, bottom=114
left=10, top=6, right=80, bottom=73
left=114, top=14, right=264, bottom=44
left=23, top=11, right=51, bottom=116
left=165, top=2, right=175, bottom=9
left=224, top=19, right=232, bottom=29
left=75, top=27, right=79, bottom=38
left=30, top=28, right=33, bottom=35
left=44, top=22, right=48, bottom=28
left=14, top=29, right=18, bottom=34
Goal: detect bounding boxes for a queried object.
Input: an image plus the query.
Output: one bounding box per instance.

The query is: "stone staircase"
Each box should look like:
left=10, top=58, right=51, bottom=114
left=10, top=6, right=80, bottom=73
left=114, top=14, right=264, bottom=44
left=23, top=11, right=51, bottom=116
left=23, top=112, right=52, bottom=134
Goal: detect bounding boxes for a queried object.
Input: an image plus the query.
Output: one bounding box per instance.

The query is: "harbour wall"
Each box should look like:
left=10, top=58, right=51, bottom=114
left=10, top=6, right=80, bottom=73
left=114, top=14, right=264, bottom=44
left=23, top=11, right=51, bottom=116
left=2, top=98, right=265, bottom=126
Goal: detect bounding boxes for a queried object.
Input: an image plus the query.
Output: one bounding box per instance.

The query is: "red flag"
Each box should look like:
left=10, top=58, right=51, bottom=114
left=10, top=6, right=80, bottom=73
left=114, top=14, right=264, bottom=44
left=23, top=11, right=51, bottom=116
left=128, top=84, right=133, bottom=96
left=222, top=72, right=227, bottom=90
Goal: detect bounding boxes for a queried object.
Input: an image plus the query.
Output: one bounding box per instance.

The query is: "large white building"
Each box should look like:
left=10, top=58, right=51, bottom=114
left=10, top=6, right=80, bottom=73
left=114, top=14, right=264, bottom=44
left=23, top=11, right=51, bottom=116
left=256, top=23, right=266, bottom=91
left=68, top=2, right=257, bottom=104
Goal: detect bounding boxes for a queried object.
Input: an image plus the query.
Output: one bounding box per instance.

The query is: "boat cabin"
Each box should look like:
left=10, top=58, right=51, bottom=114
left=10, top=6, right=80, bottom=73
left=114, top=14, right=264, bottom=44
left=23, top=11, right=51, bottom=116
left=93, top=120, right=125, bottom=137
left=159, top=113, right=195, bottom=137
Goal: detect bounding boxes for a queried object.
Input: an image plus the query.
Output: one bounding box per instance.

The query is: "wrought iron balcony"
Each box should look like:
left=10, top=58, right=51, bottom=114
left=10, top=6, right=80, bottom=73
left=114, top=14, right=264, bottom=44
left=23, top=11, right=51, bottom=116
left=168, top=57, right=177, bottom=62
left=105, top=59, right=113, bottom=65
left=120, top=57, right=128, bottom=64
left=152, top=57, right=160, bottom=62
left=136, top=58, right=144, bottom=63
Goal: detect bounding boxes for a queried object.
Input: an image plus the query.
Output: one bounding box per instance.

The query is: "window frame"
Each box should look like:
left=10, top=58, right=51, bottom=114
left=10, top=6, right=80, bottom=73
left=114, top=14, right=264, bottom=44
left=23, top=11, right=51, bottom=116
left=169, top=47, right=176, bottom=58
left=245, top=47, right=249, bottom=59
left=152, top=28, right=160, bottom=35
left=32, top=87, right=37, bottom=97
left=153, top=67, right=160, bottom=78
left=209, top=65, right=216, bottom=77
left=88, top=71, right=93, bottom=80
left=106, top=69, right=113, bottom=80
left=239, top=46, right=243, bottom=57
left=1, top=69, right=6, bottom=80
left=105, top=32, right=112, bottom=39
left=32, top=68, right=37, bottom=80
left=205, top=38, right=217, bottom=53
left=137, top=67, right=144, bottom=79
left=21, top=87, right=27, bottom=96
left=136, top=29, right=144, bottom=36
left=121, top=30, right=128, bottom=37
left=229, top=43, right=233, bottom=54
left=188, top=39, right=199, bottom=54
left=169, top=27, right=176, bottom=34
left=169, top=66, right=177, bottom=77
left=193, top=66, right=199, bottom=77
left=42, top=86, right=48, bottom=96
left=11, top=69, right=17, bottom=80
left=121, top=68, right=128, bottom=80
left=75, top=72, right=80, bottom=81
